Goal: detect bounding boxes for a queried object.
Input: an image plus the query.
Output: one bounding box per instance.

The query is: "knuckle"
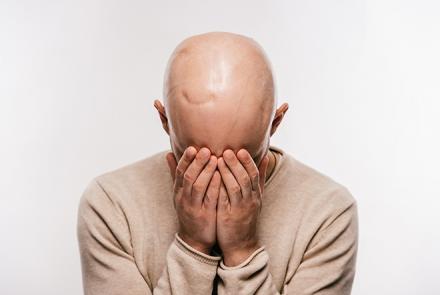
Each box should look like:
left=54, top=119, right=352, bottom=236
left=240, top=175, right=251, bottom=187
left=242, top=156, right=253, bottom=166
left=204, top=194, right=213, bottom=205
left=250, top=172, right=259, bottom=180
left=232, top=158, right=241, bottom=167
left=183, top=172, right=195, bottom=183
left=206, top=189, right=219, bottom=201
left=192, top=183, right=204, bottom=195
left=206, top=189, right=216, bottom=201
left=230, top=184, right=241, bottom=195
left=229, top=156, right=238, bottom=164
left=195, top=152, right=204, bottom=160
left=196, top=159, right=208, bottom=169
left=250, top=198, right=260, bottom=209
left=180, top=161, right=190, bottom=170
left=176, top=167, right=185, bottom=177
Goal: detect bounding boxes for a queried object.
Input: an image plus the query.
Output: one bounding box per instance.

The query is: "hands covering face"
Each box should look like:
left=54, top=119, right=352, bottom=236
left=166, top=147, right=270, bottom=266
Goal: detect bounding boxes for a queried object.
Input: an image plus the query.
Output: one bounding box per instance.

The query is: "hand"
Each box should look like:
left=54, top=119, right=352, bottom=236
left=166, top=146, right=221, bottom=255
left=216, top=149, right=270, bottom=266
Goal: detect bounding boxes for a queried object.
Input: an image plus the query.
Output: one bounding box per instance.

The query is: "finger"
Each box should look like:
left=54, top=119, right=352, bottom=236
left=192, top=155, right=217, bottom=206
left=258, top=154, right=270, bottom=193
left=218, top=157, right=242, bottom=205
left=166, top=152, right=177, bottom=182
left=223, top=149, right=252, bottom=199
left=175, top=146, right=197, bottom=188
left=182, top=147, right=211, bottom=198
left=218, top=175, right=229, bottom=210
left=236, top=149, right=259, bottom=191
left=205, top=170, right=221, bottom=210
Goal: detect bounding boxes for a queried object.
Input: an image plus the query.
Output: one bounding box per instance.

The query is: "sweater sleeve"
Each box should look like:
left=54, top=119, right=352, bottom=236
left=77, top=179, right=220, bottom=295
left=216, top=200, right=359, bottom=295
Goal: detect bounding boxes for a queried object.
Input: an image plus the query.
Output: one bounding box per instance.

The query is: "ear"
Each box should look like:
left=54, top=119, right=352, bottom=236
left=154, top=99, right=170, bottom=135
left=270, top=102, right=289, bottom=136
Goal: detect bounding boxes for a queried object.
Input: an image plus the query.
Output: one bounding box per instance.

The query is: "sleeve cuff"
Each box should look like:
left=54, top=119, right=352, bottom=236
left=219, top=245, right=266, bottom=270
left=174, top=233, right=221, bottom=266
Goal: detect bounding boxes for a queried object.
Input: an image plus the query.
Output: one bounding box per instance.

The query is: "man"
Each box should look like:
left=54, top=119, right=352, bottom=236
left=77, top=32, right=358, bottom=294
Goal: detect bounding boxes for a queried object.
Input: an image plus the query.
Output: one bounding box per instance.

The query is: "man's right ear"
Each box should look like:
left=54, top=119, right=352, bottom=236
left=154, top=99, right=170, bottom=135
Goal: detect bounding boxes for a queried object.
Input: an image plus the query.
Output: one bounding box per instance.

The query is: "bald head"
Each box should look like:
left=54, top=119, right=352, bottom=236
left=160, top=32, right=280, bottom=163
left=164, top=32, right=275, bottom=104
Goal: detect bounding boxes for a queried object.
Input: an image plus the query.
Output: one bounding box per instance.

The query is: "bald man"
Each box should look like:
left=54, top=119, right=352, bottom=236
left=77, top=32, right=358, bottom=295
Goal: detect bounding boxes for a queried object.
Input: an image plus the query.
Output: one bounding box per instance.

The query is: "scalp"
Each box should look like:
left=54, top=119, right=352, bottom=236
left=163, top=32, right=275, bottom=108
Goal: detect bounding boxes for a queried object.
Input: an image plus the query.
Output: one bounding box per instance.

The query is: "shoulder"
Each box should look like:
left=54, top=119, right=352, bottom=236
left=270, top=147, right=357, bottom=226
left=78, top=149, right=172, bottom=213
left=281, top=151, right=354, bottom=202
left=96, top=149, right=170, bottom=188
left=291, top=154, right=355, bottom=207
left=270, top=149, right=358, bottom=251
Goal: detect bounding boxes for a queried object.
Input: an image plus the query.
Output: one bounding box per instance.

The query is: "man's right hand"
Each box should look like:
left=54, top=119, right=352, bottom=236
left=166, top=146, right=220, bottom=255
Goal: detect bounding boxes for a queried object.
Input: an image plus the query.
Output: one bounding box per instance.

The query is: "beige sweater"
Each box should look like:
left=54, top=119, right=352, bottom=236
left=77, top=145, right=358, bottom=294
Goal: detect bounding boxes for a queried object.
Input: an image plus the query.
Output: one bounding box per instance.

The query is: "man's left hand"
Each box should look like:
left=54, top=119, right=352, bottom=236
left=216, top=149, right=270, bottom=267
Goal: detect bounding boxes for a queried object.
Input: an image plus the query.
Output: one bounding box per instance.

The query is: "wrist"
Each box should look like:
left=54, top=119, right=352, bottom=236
left=177, top=232, right=212, bottom=255
left=222, top=244, right=261, bottom=267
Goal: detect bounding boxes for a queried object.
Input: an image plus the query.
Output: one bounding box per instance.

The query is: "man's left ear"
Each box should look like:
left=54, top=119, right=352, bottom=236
left=270, top=102, right=289, bottom=136
left=154, top=99, right=170, bottom=135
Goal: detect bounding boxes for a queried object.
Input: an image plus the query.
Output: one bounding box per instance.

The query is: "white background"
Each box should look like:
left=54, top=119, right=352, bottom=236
left=1, top=1, right=439, bottom=294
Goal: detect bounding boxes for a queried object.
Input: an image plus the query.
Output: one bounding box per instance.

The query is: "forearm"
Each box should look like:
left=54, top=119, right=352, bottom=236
left=154, top=233, right=220, bottom=294
left=217, top=246, right=280, bottom=295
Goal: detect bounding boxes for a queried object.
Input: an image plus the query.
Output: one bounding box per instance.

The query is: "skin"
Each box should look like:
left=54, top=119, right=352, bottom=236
left=154, top=32, right=289, bottom=266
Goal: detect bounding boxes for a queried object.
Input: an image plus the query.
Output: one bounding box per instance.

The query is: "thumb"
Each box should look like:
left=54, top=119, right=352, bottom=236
left=166, top=152, right=177, bottom=182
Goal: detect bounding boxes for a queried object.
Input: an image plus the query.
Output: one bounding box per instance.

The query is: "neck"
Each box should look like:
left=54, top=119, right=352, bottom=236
left=264, top=149, right=276, bottom=183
